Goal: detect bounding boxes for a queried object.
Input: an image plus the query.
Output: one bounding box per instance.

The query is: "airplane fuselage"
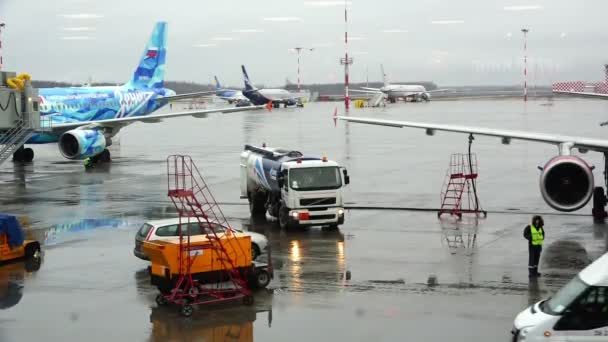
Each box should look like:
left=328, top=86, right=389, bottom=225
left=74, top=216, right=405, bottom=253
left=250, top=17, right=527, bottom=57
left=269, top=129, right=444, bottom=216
left=243, top=88, right=294, bottom=105
left=29, top=85, right=176, bottom=143
left=381, top=84, right=427, bottom=97
left=216, top=89, right=246, bottom=103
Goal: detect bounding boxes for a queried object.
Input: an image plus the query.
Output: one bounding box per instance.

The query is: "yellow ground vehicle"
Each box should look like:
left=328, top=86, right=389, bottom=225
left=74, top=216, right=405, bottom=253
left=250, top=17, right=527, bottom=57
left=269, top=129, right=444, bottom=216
left=0, top=215, right=40, bottom=263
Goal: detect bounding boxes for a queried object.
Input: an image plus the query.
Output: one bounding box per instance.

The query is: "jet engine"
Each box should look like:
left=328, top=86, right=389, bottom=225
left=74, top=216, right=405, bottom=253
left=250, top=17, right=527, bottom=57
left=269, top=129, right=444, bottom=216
left=421, top=92, right=431, bottom=101
left=58, top=129, right=109, bottom=160
left=539, top=156, right=594, bottom=212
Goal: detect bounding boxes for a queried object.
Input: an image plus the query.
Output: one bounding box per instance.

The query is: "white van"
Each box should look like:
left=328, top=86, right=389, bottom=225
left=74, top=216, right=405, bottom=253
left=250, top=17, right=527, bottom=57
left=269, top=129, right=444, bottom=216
left=512, top=252, right=608, bottom=341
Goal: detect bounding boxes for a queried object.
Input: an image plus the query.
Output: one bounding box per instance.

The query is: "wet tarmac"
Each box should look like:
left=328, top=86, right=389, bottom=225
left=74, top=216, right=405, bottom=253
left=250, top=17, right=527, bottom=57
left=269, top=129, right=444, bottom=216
left=0, top=99, right=607, bottom=341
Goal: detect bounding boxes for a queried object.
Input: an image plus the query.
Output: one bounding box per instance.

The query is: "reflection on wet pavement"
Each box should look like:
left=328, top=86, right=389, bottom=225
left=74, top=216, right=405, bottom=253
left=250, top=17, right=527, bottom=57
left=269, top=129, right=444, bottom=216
left=0, top=257, right=42, bottom=310
left=149, top=291, right=273, bottom=342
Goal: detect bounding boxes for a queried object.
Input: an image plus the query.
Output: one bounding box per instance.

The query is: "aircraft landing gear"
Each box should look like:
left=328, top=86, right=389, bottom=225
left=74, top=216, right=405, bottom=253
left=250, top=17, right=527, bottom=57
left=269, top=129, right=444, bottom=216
left=84, top=149, right=111, bottom=170
left=12, top=146, right=34, bottom=163
left=592, top=187, right=607, bottom=223
left=594, top=153, right=608, bottom=222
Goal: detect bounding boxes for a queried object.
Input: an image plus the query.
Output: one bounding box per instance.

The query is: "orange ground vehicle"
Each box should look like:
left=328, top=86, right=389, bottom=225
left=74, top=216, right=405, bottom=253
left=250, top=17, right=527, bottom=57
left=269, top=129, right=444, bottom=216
left=0, top=215, right=40, bottom=263
left=144, top=232, right=272, bottom=295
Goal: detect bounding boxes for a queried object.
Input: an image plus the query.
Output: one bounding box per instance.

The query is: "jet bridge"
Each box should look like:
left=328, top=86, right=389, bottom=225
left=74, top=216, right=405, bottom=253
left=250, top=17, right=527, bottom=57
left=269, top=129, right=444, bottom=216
left=0, top=71, right=41, bottom=166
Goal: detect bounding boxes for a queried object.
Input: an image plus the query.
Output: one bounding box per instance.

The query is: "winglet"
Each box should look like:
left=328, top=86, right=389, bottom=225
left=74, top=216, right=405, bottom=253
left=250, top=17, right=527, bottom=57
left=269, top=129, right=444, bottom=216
left=333, top=107, right=338, bottom=127
left=266, top=101, right=273, bottom=112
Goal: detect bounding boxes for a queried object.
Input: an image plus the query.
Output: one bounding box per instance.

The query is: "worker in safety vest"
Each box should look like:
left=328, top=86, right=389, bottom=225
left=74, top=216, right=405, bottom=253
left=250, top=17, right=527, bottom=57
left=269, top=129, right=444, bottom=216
left=523, top=215, right=545, bottom=278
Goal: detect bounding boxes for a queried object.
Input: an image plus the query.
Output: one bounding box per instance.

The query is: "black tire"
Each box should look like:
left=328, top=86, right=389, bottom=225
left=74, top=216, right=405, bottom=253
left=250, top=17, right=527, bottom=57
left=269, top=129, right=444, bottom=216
left=255, top=270, right=271, bottom=289
left=327, top=224, right=339, bottom=231
left=278, top=205, right=290, bottom=230
left=251, top=244, right=261, bottom=260
left=180, top=304, right=194, bottom=317
left=99, top=149, right=111, bottom=163
left=593, top=187, right=606, bottom=208
left=25, top=255, right=42, bottom=272
left=155, top=294, right=168, bottom=306
left=12, top=148, right=24, bottom=162
left=24, top=242, right=40, bottom=259
left=249, top=193, right=267, bottom=218
left=23, top=148, right=34, bottom=162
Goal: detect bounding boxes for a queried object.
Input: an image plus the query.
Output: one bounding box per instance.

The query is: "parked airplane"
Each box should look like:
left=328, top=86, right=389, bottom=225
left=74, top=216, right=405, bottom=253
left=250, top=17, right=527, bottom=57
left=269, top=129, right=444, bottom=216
left=241, top=65, right=301, bottom=108
left=15, top=22, right=263, bottom=164
left=214, top=76, right=248, bottom=104
left=352, top=65, right=446, bottom=103
left=337, top=113, right=608, bottom=219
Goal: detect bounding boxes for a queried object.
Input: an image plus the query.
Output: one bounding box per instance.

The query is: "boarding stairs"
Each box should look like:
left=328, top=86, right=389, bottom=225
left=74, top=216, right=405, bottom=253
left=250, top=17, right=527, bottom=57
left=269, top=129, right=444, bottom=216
left=0, top=120, right=35, bottom=167
left=166, top=155, right=251, bottom=294
left=438, top=153, right=486, bottom=218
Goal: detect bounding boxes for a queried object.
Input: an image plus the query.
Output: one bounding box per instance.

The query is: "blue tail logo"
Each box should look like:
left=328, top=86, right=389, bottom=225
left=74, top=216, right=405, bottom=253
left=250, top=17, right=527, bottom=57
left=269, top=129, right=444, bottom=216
left=128, top=22, right=167, bottom=89
left=214, top=76, right=222, bottom=90
left=241, top=65, right=256, bottom=91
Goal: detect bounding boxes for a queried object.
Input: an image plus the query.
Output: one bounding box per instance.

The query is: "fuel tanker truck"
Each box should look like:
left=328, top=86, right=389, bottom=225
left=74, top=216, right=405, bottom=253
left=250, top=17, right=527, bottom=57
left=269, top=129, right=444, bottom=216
left=240, top=144, right=350, bottom=230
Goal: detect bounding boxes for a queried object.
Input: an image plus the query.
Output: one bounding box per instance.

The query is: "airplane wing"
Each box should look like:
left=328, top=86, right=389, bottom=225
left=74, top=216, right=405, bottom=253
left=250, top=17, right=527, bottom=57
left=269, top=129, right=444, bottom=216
left=155, top=90, right=217, bottom=102
left=360, top=87, right=382, bottom=91
left=427, top=89, right=450, bottom=93
left=351, top=89, right=383, bottom=94
left=47, top=105, right=266, bottom=132
left=338, top=116, right=608, bottom=153
left=553, top=90, right=608, bottom=99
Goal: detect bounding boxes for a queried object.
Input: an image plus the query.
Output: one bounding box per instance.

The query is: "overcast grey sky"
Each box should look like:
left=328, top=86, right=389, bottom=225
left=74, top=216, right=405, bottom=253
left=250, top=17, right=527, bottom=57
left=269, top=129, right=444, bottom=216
left=2, top=0, right=607, bottom=86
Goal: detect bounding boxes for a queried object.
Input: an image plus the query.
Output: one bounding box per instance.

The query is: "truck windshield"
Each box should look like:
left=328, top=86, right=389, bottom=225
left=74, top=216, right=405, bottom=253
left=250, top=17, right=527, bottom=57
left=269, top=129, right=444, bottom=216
left=541, top=275, right=589, bottom=315
left=289, top=167, right=342, bottom=191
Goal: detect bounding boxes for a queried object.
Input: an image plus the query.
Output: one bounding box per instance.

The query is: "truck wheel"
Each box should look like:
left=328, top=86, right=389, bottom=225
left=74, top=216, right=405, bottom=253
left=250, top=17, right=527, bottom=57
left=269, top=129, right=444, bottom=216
left=278, top=206, right=290, bottom=230
left=156, top=294, right=168, bottom=306
left=24, top=242, right=41, bottom=259
left=249, top=193, right=267, bottom=218
left=251, top=244, right=261, bottom=260
left=255, top=269, right=271, bottom=289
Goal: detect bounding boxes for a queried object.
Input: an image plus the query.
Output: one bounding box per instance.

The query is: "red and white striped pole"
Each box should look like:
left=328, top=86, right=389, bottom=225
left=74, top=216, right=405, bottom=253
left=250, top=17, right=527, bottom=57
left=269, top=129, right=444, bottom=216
left=340, top=0, right=353, bottom=112
left=297, top=48, right=301, bottom=92
left=522, top=28, right=529, bottom=102
left=0, top=23, right=5, bottom=71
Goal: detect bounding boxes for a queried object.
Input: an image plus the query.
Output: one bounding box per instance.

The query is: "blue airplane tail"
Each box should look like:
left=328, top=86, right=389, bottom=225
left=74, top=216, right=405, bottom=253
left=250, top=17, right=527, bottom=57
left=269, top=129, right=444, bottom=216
left=214, top=76, right=222, bottom=90
left=241, top=65, right=257, bottom=91
left=127, top=22, right=167, bottom=89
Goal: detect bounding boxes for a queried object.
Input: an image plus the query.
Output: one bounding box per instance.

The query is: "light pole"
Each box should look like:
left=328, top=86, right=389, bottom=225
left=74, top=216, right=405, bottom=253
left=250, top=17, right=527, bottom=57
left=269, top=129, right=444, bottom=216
left=291, top=47, right=314, bottom=92
left=522, top=28, right=529, bottom=102
left=0, top=23, right=5, bottom=71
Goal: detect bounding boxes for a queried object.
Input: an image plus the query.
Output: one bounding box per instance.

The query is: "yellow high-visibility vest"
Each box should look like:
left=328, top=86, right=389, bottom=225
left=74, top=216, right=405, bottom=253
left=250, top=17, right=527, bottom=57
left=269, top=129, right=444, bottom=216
left=531, top=225, right=544, bottom=246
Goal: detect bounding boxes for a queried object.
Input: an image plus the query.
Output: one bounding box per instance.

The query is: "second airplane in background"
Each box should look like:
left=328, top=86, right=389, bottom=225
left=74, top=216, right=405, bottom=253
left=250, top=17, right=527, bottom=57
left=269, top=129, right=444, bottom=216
left=352, top=65, right=446, bottom=103
left=241, top=65, right=303, bottom=108
left=213, top=76, right=249, bottom=105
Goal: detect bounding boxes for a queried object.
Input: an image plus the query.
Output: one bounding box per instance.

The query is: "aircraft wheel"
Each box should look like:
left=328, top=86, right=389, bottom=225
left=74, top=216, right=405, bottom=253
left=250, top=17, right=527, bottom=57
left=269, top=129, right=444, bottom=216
left=23, top=148, right=34, bottom=162
left=12, top=148, right=24, bottom=162
left=99, top=149, right=111, bottom=163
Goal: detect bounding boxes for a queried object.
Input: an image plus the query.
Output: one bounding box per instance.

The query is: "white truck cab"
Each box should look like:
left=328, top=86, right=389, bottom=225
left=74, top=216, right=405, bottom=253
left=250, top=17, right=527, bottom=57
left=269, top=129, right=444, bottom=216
left=512, top=252, right=608, bottom=341
left=240, top=144, right=349, bottom=230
